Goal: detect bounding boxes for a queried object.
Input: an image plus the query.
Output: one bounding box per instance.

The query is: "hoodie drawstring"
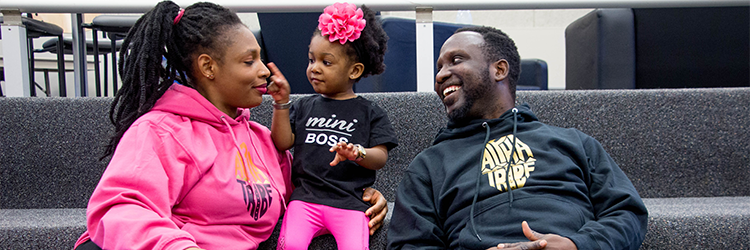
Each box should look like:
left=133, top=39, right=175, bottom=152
left=244, top=119, right=287, bottom=211
left=470, top=121, right=491, bottom=241
left=221, top=116, right=249, bottom=173
left=469, top=108, right=519, bottom=241
left=506, top=108, right=518, bottom=208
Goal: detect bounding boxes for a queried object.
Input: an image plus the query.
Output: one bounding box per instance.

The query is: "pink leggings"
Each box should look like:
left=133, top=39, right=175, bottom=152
left=278, top=200, right=370, bottom=250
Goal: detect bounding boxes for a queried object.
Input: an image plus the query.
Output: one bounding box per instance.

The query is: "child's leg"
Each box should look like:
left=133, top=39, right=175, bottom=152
left=322, top=206, right=370, bottom=250
left=278, top=200, right=326, bottom=250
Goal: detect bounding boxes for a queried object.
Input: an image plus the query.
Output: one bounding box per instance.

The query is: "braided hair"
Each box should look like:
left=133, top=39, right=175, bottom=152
left=103, top=1, right=243, bottom=158
left=314, top=5, right=388, bottom=81
left=455, top=26, right=520, bottom=101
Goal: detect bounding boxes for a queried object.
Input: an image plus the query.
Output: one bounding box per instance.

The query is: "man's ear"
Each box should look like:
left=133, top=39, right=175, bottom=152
left=197, top=54, right=216, bottom=80
left=349, top=62, right=365, bottom=80
left=492, top=59, right=509, bottom=82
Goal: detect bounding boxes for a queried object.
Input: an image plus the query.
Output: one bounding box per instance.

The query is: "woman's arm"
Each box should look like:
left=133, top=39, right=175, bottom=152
left=87, top=122, right=200, bottom=250
left=387, top=163, right=447, bottom=249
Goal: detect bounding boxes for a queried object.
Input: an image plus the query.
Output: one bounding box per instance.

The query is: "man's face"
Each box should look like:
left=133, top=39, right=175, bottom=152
left=434, top=31, right=495, bottom=123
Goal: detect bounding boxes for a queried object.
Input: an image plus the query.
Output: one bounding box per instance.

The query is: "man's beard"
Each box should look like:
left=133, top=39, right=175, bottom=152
left=447, top=72, right=494, bottom=124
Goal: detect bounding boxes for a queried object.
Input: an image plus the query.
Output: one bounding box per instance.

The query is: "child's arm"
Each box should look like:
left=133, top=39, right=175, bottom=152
left=267, top=62, right=295, bottom=151
left=329, top=142, right=389, bottom=170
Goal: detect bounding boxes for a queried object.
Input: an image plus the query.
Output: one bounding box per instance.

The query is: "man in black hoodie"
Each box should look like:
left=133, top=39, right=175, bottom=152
left=387, top=26, right=648, bottom=250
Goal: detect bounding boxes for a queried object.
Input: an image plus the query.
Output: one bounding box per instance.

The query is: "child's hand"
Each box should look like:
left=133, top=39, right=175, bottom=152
left=266, top=62, right=291, bottom=104
left=329, top=142, right=359, bottom=166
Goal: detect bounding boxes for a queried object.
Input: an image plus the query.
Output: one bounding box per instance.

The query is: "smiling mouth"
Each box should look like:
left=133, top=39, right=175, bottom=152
left=443, top=85, right=461, bottom=98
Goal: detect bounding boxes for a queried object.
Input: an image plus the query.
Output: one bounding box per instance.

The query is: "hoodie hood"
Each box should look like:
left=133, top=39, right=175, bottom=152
left=151, top=83, right=288, bottom=206
left=434, top=103, right=538, bottom=145
left=151, top=83, right=251, bottom=127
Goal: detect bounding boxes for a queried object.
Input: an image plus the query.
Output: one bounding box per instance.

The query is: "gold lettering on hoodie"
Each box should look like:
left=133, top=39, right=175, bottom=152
left=481, top=135, right=536, bottom=192
left=234, top=142, right=274, bottom=219
left=235, top=143, right=268, bottom=183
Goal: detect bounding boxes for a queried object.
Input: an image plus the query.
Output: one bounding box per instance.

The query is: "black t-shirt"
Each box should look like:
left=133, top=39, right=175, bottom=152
left=289, top=95, right=398, bottom=211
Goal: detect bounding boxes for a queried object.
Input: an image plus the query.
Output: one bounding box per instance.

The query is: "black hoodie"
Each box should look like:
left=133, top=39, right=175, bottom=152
left=388, top=104, right=648, bottom=250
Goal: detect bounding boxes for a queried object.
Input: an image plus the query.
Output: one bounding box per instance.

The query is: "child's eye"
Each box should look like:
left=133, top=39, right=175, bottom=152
left=308, top=58, right=315, bottom=64
left=323, top=60, right=331, bottom=66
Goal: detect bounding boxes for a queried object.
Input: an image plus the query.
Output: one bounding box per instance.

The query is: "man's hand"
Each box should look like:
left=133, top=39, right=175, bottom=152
left=362, top=187, right=388, bottom=235
left=486, top=221, right=577, bottom=250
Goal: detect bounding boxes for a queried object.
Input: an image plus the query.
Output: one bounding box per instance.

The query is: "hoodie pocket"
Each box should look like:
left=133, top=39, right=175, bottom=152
left=180, top=222, right=261, bottom=249
left=458, top=195, right=588, bottom=249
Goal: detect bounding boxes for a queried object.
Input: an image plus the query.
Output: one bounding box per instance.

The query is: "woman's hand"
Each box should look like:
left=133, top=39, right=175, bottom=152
left=266, top=62, right=291, bottom=104
left=362, top=187, right=388, bottom=235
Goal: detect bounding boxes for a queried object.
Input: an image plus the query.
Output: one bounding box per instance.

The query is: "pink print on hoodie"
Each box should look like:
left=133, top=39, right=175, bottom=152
left=75, top=84, right=293, bottom=250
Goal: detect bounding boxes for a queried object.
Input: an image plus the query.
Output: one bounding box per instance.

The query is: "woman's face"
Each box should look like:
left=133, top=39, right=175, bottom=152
left=201, top=26, right=270, bottom=117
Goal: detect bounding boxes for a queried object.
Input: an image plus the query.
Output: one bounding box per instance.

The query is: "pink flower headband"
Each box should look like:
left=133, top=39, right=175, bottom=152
left=318, top=2, right=366, bottom=44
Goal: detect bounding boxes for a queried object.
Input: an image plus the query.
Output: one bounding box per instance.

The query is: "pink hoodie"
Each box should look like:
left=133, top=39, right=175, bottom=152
left=75, top=84, right=293, bottom=250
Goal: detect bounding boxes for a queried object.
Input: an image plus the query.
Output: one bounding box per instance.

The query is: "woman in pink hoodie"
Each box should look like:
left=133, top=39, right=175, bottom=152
left=73, top=1, right=387, bottom=250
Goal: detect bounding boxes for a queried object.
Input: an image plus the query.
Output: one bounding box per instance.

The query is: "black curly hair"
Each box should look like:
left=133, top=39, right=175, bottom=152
left=455, top=26, right=520, bottom=101
left=103, top=0, right=244, bottom=158
left=313, top=4, right=388, bottom=81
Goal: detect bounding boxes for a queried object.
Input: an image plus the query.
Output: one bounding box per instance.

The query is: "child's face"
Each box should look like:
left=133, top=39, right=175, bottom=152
left=307, top=34, right=359, bottom=99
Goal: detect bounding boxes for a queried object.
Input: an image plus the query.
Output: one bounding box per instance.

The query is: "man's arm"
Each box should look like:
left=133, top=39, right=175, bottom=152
left=362, top=187, right=388, bottom=235
left=567, top=135, right=648, bottom=250
left=489, top=135, right=647, bottom=250
left=387, top=160, right=447, bottom=249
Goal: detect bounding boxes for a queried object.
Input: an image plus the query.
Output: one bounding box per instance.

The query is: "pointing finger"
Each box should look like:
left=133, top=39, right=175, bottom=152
left=266, top=62, right=287, bottom=82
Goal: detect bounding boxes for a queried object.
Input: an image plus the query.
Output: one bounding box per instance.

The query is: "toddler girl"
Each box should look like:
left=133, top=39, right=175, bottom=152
left=268, top=3, right=397, bottom=249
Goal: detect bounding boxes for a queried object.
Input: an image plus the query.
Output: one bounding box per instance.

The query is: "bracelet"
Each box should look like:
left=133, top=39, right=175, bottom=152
left=272, top=100, right=292, bottom=110
left=354, top=144, right=367, bottom=161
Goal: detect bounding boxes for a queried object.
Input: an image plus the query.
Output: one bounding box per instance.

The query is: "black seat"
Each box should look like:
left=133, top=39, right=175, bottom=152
left=36, top=37, right=123, bottom=97
left=565, top=7, right=749, bottom=89
left=83, top=15, right=140, bottom=96
left=38, top=37, right=121, bottom=55
left=518, top=59, right=548, bottom=90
